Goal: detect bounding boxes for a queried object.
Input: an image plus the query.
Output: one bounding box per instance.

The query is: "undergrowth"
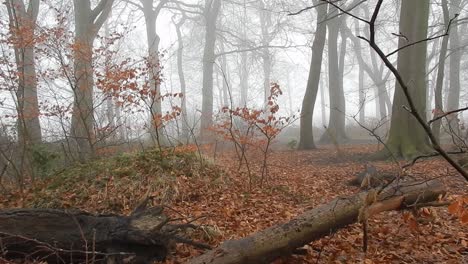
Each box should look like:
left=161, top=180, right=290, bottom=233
left=0, top=148, right=225, bottom=214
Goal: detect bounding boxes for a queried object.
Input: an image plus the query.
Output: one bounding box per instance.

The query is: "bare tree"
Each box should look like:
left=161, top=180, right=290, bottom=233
left=5, top=0, right=42, bottom=144
left=71, top=0, right=114, bottom=161
left=383, top=0, right=431, bottom=159
left=320, top=6, right=348, bottom=143
left=200, top=0, right=222, bottom=141
left=298, top=0, right=328, bottom=149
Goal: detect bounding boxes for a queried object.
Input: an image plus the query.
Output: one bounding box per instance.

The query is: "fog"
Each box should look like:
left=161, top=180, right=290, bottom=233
left=1, top=0, right=467, bottom=157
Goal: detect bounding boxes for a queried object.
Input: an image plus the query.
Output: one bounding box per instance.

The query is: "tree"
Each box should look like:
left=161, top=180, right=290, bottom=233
left=140, top=0, right=167, bottom=144
left=343, top=22, right=392, bottom=122
left=5, top=0, right=41, bottom=145
left=320, top=7, right=348, bottom=143
left=431, top=0, right=450, bottom=141
left=200, top=0, right=221, bottom=140
left=71, top=0, right=114, bottom=161
left=173, top=15, right=189, bottom=141
left=445, top=0, right=462, bottom=133
left=298, top=0, right=328, bottom=149
left=384, top=0, right=431, bottom=158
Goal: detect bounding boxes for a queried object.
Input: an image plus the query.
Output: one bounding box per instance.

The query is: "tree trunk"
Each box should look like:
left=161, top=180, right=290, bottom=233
left=258, top=0, right=272, bottom=106
left=320, top=12, right=348, bottom=144
left=446, top=0, right=462, bottom=137
left=432, top=0, right=450, bottom=141
left=200, top=0, right=221, bottom=141
left=344, top=23, right=391, bottom=122
left=239, top=51, right=248, bottom=106
left=320, top=77, right=326, bottom=127
left=104, top=17, right=117, bottom=142
left=384, top=0, right=431, bottom=159
left=6, top=0, right=42, bottom=145
left=357, top=36, right=365, bottom=124
left=189, top=180, right=445, bottom=264
left=175, top=17, right=189, bottom=141
left=0, top=208, right=176, bottom=263
left=71, top=0, right=114, bottom=161
left=219, top=39, right=230, bottom=107
left=298, top=1, right=327, bottom=150
left=141, top=0, right=165, bottom=146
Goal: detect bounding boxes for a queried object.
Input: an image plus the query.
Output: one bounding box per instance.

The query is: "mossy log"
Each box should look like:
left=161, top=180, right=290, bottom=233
left=0, top=206, right=174, bottom=263
left=189, top=180, right=445, bottom=264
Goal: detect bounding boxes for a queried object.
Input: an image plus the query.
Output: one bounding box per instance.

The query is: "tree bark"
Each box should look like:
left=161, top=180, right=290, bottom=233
left=189, top=179, right=445, bottom=264
left=384, top=0, right=431, bottom=159
left=71, top=0, right=114, bottom=161
left=174, top=17, right=189, bottom=141
left=431, top=0, right=450, bottom=141
left=356, top=24, right=365, bottom=124
left=0, top=207, right=173, bottom=263
left=298, top=1, right=328, bottom=150
left=320, top=11, right=348, bottom=144
left=446, top=0, right=462, bottom=137
left=139, top=0, right=168, bottom=146
left=258, top=0, right=272, bottom=106
left=200, top=0, right=221, bottom=141
left=6, top=0, right=42, bottom=145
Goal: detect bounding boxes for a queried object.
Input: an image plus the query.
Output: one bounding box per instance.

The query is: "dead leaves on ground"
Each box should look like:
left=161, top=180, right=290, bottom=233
left=1, top=145, right=467, bottom=263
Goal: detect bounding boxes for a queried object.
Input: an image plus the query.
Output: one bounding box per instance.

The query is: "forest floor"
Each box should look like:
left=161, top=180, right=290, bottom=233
left=1, top=144, right=467, bottom=263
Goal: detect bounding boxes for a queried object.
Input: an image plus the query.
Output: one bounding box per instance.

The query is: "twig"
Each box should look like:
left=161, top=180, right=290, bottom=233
left=428, top=106, right=468, bottom=124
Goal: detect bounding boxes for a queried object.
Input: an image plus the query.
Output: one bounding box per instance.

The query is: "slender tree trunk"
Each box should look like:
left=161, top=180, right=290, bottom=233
left=298, top=1, right=327, bottom=149
left=320, top=12, right=348, bottom=143
left=6, top=0, right=42, bottom=144
left=384, top=0, right=431, bottom=159
left=174, top=18, right=188, bottom=141
left=356, top=23, right=365, bottom=124
left=104, top=16, right=116, bottom=142
left=141, top=1, right=164, bottom=145
left=258, top=0, right=272, bottom=105
left=200, top=0, right=221, bottom=140
left=320, top=77, right=326, bottom=127
left=431, top=0, right=450, bottom=141
left=446, top=0, right=462, bottom=135
left=344, top=23, right=391, bottom=122
left=239, top=52, right=248, bottom=106
left=239, top=0, right=248, bottom=106
left=219, top=40, right=230, bottom=107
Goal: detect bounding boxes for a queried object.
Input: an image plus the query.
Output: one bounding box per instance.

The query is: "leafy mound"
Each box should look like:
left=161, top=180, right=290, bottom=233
left=5, top=148, right=223, bottom=214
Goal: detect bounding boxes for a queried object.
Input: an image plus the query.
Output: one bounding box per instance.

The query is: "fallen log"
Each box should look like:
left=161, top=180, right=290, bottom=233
left=0, top=206, right=190, bottom=263
left=189, top=180, right=445, bottom=264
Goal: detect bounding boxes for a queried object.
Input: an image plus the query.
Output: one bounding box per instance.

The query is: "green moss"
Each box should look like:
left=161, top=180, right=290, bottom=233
left=19, top=147, right=221, bottom=213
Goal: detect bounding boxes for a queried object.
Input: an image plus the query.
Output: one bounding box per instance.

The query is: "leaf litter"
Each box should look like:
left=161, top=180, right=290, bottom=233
left=0, top=145, right=467, bottom=263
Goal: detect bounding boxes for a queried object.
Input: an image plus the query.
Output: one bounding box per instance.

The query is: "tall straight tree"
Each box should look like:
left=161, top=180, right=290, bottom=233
left=5, top=0, right=42, bottom=144
left=72, top=0, right=114, bottom=161
left=384, top=0, right=431, bottom=158
left=141, top=0, right=167, bottom=143
left=446, top=0, right=462, bottom=131
left=431, top=0, right=450, bottom=141
left=125, top=0, right=168, bottom=144
left=320, top=8, right=348, bottom=143
left=298, top=0, right=328, bottom=149
left=200, top=0, right=221, bottom=140
left=173, top=15, right=189, bottom=140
